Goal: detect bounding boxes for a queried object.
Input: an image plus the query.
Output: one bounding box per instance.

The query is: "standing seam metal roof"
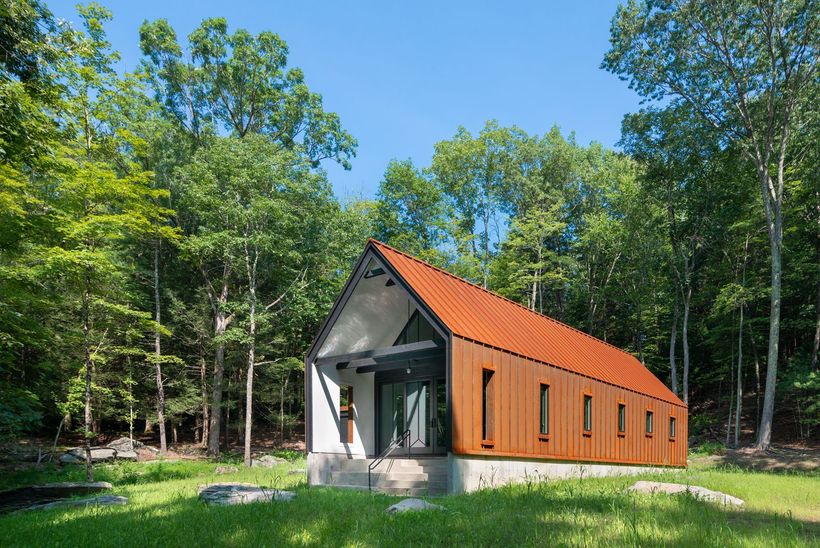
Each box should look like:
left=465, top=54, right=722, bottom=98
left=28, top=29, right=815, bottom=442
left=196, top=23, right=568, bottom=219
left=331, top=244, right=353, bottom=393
left=370, top=239, right=685, bottom=407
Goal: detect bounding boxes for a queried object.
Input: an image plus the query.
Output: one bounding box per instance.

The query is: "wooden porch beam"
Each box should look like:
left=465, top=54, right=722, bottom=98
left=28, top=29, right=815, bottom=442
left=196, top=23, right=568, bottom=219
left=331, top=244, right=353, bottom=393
left=316, top=340, right=444, bottom=367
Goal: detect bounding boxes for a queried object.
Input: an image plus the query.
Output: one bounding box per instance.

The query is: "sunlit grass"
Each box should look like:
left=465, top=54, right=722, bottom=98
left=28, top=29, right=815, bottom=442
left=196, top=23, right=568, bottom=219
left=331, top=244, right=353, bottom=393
left=0, top=457, right=816, bottom=547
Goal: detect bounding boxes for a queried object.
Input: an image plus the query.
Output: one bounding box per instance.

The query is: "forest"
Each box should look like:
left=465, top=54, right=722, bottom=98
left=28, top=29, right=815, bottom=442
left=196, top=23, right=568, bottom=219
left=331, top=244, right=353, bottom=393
left=0, top=0, right=817, bottom=482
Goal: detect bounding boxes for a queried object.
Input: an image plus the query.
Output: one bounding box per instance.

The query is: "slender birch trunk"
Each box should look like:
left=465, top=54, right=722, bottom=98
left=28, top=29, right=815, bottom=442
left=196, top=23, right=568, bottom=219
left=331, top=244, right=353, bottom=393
left=243, top=239, right=258, bottom=467
left=153, top=240, right=167, bottom=453
left=670, top=296, right=679, bottom=396
left=682, top=283, right=692, bottom=405
left=812, top=281, right=819, bottom=371
left=735, top=235, right=749, bottom=447
left=82, top=280, right=93, bottom=482
left=735, top=301, right=744, bottom=447
left=207, top=306, right=227, bottom=456
left=200, top=353, right=209, bottom=447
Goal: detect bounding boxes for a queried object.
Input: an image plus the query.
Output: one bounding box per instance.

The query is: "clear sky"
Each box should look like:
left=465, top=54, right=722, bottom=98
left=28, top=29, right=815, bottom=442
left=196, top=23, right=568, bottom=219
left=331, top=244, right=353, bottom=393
left=47, top=1, right=640, bottom=200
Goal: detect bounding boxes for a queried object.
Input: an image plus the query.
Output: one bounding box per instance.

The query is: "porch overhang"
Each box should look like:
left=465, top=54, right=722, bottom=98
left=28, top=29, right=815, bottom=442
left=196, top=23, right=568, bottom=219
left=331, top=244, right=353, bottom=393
left=316, top=340, right=445, bottom=373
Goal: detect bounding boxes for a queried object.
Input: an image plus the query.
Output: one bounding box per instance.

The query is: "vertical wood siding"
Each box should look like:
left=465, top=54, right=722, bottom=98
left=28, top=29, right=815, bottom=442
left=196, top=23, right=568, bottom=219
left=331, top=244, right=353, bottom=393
left=451, top=337, right=688, bottom=467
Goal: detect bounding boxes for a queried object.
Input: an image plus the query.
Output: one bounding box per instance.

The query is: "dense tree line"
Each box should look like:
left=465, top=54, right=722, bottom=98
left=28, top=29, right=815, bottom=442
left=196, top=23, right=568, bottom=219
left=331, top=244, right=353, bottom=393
left=0, top=0, right=816, bottom=478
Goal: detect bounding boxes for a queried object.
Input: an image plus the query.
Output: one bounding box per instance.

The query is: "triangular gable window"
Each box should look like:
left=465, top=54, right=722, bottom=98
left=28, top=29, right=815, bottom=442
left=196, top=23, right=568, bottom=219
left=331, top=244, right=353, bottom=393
left=394, top=310, right=441, bottom=346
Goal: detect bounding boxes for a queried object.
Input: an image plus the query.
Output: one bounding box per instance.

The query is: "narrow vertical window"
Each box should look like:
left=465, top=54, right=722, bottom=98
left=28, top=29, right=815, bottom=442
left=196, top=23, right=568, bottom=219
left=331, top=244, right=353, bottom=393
left=669, top=416, right=676, bottom=439
left=339, top=385, right=353, bottom=443
left=482, top=369, right=495, bottom=443
left=618, top=403, right=626, bottom=434
left=539, top=384, right=549, bottom=435
left=583, top=395, right=592, bottom=432
left=646, top=410, right=654, bottom=435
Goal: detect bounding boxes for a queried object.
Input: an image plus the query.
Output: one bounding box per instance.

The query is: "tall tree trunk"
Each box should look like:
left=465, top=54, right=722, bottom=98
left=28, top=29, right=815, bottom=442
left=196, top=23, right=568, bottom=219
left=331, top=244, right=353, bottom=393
left=483, top=208, right=490, bottom=288
left=812, top=281, right=820, bottom=371
left=127, top=355, right=134, bottom=451
left=280, top=366, right=290, bottom=442
left=682, top=284, right=692, bottom=405
left=735, top=301, right=744, bottom=448
left=726, top=336, right=735, bottom=447
left=735, top=235, right=749, bottom=448
left=243, top=244, right=258, bottom=467
left=669, top=296, right=679, bottom=395
left=153, top=241, right=167, bottom=453
left=207, top=309, right=227, bottom=456
left=756, top=191, right=783, bottom=450
left=200, top=354, right=209, bottom=447
left=82, top=280, right=93, bottom=482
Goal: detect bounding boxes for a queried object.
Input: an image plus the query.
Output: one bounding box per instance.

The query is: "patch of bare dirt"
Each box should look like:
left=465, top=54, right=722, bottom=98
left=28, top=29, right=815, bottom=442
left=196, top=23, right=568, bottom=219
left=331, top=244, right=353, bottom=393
left=693, top=444, right=819, bottom=473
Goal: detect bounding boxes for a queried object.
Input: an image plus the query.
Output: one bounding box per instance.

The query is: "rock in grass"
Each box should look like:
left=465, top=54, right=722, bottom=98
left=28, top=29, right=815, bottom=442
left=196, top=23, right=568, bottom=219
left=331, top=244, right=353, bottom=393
left=385, top=498, right=446, bottom=514
left=0, top=481, right=115, bottom=513
left=198, top=483, right=295, bottom=505
left=59, top=447, right=118, bottom=464
left=21, top=495, right=127, bottom=512
left=628, top=481, right=744, bottom=507
left=250, top=455, right=287, bottom=468
left=215, top=466, right=239, bottom=475
left=106, top=437, right=143, bottom=452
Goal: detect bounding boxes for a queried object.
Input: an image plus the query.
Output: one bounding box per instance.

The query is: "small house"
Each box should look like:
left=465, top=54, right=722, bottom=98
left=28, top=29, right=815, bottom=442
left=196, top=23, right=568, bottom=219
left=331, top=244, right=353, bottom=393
left=305, top=240, right=687, bottom=494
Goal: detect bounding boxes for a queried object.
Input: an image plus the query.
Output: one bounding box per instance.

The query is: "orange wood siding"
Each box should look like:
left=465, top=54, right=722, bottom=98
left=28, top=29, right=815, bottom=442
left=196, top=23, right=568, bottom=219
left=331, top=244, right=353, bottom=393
left=450, top=337, right=688, bottom=467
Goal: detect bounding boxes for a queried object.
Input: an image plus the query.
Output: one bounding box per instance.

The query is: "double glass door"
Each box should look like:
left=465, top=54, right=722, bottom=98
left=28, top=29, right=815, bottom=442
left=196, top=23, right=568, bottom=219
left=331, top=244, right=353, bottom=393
left=378, top=378, right=446, bottom=454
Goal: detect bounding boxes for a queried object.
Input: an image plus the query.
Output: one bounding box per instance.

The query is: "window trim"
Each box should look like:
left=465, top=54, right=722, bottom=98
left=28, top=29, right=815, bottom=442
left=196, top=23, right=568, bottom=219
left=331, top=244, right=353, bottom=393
left=617, top=401, right=627, bottom=437
left=538, top=380, right=550, bottom=440
left=669, top=416, right=677, bottom=441
left=339, top=384, right=354, bottom=444
left=582, top=392, right=593, bottom=436
left=645, top=409, right=654, bottom=437
left=481, top=366, right=496, bottom=448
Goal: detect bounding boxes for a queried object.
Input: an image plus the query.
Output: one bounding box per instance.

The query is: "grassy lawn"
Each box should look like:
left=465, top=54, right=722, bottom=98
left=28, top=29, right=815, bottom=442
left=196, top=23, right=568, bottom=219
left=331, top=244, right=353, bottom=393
left=0, top=456, right=817, bottom=547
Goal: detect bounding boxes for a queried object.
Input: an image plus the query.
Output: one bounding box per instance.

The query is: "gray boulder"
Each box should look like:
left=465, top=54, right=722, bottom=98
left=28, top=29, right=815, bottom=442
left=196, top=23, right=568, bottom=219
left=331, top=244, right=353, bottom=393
left=116, top=450, right=138, bottom=460
left=628, top=481, right=745, bottom=507
left=106, top=437, right=143, bottom=452
left=215, top=466, right=239, bottom=475
left=198, top=483, right=295, bottom=505
left=23, top=495, right=127, bottom=512
left=59, top=447, right=117, bottom=464
left=385, top=498, right=447, bottom=514
left=250, top=455, right=287, bottom=468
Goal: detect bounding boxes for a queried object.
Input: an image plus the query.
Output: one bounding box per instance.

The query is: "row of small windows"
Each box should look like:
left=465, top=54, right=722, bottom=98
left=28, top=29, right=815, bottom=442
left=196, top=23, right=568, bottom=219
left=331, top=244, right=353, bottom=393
left=538, top=384, right=677, bottom=439
left=481, top=371, right=679, bottom=443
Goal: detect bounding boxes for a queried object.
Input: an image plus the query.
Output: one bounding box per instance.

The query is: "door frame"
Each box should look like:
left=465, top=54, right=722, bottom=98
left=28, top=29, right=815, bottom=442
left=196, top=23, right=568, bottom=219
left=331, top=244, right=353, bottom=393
left=375, top=373, right=447, bottom=456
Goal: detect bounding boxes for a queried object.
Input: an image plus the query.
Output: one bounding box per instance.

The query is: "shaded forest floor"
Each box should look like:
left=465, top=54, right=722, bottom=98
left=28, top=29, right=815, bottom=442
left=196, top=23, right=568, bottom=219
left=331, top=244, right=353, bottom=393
left=690, top=445, right=819, bottom=474
left=0, top=455, right=817, bottom=547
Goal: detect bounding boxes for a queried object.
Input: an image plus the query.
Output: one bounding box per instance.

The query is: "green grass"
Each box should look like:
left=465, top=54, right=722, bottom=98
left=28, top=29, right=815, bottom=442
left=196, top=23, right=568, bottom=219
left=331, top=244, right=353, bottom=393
left=0, top=457, right=817, bottom=547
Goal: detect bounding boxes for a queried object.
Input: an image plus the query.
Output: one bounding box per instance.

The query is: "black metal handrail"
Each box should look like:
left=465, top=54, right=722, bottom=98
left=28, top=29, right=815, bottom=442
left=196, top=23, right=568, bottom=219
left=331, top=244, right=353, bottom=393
left=368, top=429, right=411, bottom=491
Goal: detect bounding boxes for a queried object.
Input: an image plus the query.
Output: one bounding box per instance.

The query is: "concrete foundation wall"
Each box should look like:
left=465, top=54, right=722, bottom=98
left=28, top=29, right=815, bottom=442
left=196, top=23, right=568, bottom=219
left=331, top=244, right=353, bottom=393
left=449, top=454, right=673, bottom=493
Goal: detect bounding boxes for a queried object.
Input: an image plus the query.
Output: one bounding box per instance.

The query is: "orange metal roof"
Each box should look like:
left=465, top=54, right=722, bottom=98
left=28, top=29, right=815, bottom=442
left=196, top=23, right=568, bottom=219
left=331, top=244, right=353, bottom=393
left=370, top=239, right=685, bottom=407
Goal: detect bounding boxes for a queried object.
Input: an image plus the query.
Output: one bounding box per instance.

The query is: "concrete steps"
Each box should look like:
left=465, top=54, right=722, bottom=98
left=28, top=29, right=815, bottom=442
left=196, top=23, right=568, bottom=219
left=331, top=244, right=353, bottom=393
left=328, top=457, right=447, bottom=496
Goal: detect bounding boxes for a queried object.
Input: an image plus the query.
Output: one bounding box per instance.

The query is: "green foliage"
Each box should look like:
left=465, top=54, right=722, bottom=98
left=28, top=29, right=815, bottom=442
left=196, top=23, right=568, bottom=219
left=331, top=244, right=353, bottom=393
left=690, top=441, right=728, bottom=457
left=139, top=17, right=356, bottom=166
left=374, top=159, right=450, bottom=265
left=0, top=386, right=42, bottom=440
left=0, top=0, right=817, bottom=457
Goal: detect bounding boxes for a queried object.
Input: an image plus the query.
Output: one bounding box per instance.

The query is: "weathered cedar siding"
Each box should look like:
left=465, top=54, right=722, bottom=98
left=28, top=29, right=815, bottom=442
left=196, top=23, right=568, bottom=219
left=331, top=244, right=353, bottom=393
left=451, top=337, right=688, bottom=467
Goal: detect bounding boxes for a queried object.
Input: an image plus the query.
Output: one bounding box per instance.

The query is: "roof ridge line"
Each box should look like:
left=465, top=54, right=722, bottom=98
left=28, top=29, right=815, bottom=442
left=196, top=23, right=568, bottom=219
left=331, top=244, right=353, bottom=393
left=367, top=238, right=638, bottom=360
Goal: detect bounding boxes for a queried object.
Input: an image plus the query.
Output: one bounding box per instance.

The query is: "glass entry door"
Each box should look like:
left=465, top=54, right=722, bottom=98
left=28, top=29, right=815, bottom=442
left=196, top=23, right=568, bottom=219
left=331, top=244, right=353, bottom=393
left=378, top=378, right=445, bottom=454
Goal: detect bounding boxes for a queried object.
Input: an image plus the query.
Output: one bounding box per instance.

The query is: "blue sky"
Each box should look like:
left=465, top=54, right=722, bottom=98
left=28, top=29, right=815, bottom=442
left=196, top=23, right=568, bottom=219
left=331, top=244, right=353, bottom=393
left=48, top=1, right=640, bottom=200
